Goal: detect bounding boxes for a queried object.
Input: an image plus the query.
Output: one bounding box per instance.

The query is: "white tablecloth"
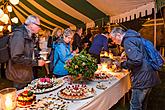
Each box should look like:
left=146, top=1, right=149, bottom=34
left=17, top=72, right=131, bottom=110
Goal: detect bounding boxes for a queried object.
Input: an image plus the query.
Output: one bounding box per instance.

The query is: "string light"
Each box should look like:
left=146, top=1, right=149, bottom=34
left=0, top=0, right=19, bottom=32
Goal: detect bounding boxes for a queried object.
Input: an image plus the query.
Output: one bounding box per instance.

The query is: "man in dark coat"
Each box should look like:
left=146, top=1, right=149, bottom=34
left=72, top=27, right=83, bottom=53
left=89, top=31, right=109, bottom=64
left=110, top=27, right=161, bottom=110
left=6, top=15, right=45, bottom=90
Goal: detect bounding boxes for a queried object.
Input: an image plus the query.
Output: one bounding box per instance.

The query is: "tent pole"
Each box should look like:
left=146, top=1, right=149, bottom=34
left=154, top=0, right=157, bottom=48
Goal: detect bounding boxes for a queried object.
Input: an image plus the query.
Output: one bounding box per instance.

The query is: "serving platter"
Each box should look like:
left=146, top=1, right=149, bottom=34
left=57, top=84, right=96, bottom=100
left=25, top=78, right=65, bottom=94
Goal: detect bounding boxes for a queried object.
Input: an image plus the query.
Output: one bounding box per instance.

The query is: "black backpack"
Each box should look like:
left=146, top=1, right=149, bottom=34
left=0, top=35, right=11, bottom=63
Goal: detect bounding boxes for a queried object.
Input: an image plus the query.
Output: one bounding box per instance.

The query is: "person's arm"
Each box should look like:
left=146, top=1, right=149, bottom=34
left=102, top=37, right=109, bottom=52
left=10, top=31, right=37, bottom=66
left=55, top=44, right=73, bottom=64
left=121, top=38, right=143, bottom=69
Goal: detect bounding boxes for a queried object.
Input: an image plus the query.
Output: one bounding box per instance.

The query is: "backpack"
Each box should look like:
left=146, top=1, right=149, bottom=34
left=0, top=35, right=10, bottom=63
left=49, top=41, right=60, bottom=73
left=141, top=37, right=164, bottom=71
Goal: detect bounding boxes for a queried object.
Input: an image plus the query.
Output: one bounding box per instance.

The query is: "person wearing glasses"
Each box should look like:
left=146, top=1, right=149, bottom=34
left=110, top=27, right=161, bottom=110
left=6, top=15, right=45, bottom=90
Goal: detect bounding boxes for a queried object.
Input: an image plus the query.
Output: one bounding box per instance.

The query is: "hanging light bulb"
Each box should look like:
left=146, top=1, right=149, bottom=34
left=9, top=0, right=19, bottom=5
left=11, top=17, right=18, bottom=23
left=0, top=9, right=4, bottom=18
left=7, top=5, right=13, bottom=12
left=0, top=26, right=3, bottom=31
left=0, top=14, right=9, bottom=24
left=8, top=25, right=12, bottom=32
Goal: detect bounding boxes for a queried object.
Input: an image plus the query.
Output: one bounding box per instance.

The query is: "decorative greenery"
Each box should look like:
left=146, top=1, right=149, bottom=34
left=65, top=50, right=98, bottom=80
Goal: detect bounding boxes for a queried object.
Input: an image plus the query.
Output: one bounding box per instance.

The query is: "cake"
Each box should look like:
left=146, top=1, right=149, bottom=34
left=17, top=90, right=36, bottom=107
left=59, top=84, right=95, bottom=100
left=25, top=78, right=65, bottom=93
left=37, top=78, right=53, bottom=89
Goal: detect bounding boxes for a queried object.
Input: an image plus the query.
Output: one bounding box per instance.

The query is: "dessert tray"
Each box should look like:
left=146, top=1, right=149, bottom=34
left=91, top=70, right=112, bottom=82
left=58, top=84, right=96, bottom=100
left=27, top=96, right=69, bottom=110
left=25, top=78, right=65, bottom=94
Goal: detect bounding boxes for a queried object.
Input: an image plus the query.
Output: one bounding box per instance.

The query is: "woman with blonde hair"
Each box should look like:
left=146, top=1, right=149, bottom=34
left=39, top=29, right=51, bottom=52
left=47, top=28, right=62, bottom=48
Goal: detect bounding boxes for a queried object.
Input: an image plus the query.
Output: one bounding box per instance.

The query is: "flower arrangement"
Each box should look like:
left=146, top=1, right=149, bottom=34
left=65, top=50, right=98, bottom=80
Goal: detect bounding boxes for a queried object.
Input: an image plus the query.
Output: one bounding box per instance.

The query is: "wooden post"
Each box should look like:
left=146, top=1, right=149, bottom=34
left=154, top=0, right=157, bottom=48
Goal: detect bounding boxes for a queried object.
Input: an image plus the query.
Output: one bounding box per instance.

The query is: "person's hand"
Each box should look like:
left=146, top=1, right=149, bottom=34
left=38, top=59, right=45, bottom=66
left=113, top=61, right=121, bottom=68
left=75, top=48, right=79, bottom=53
left=120, top=52, right=127, bottom=61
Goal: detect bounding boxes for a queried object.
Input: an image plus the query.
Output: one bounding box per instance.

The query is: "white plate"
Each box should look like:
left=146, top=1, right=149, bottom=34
left=26, top=78, right=65, bottom=94
left=39, top=51, right=48, bottom=54
left=45, top=60, right=51, bottom=63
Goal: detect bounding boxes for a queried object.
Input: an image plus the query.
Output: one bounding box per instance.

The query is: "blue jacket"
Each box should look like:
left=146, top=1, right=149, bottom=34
left=89, top=34, right=108, bottom=55
left=53, top=39, right=73, bottom=76
left=121, top=29, right=161, bottom=89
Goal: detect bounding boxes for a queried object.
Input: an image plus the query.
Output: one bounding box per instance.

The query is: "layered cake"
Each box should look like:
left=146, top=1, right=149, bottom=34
left=37, top=78, right=53, bottom=89
left=59, top=84, right=95, bottom=100
left=17, top=90, right=36, bottom=107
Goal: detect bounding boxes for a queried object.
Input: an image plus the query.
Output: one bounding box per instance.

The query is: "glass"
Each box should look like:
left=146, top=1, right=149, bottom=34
left=0, top=88, right=17, bottom=110
left=32, top=22, right=40, bottom=27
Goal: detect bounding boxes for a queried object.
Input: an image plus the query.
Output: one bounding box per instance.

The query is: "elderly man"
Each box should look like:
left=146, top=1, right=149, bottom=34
left=110, top=27, right=161, bottom=110
left=6, top=15, right=45, bottom=90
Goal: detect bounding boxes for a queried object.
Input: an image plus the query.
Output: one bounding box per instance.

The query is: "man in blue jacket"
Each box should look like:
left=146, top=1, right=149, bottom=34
left=110, top=27, right=161, bottom=110
left=89, top=31, right=109, bottom=64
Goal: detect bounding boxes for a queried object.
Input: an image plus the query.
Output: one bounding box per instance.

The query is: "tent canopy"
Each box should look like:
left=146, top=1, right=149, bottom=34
left=6, top=0, right=155, bottom=30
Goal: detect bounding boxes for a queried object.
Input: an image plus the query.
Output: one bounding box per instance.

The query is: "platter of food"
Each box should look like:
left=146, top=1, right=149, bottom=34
left=25, top=78, right=65, bottom=94
left=28, top=96, right=69, bottom=110
left=58, top=84, right=95, bottom=100
left=96, top=82, right=107, bottom=90
left=91, top=71, right=112, bottom=82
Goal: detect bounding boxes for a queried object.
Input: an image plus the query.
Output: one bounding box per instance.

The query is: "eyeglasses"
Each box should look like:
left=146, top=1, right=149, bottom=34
left=32, top=22, right=41, bottom=27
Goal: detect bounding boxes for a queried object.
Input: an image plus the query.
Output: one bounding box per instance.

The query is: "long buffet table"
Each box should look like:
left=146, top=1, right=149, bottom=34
left=17, top=71, right=131, bottom=110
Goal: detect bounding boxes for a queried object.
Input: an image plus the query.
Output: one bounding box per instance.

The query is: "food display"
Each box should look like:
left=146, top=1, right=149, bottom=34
left=26, top=78, right=65, bottom=93
left=28, top=96, right=69, bottom=110
left=58, top=84, right=95, bottom=100
left=92, top=71, right=112, bottom=81
left=96, top=82, right=107, bottom=90
left=17, top=90, right=36, bottom=107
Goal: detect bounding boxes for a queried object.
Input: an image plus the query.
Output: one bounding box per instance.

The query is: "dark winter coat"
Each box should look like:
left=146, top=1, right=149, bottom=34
left=89, top=34, right=108, bottom=55
left=6, top=25, right=37, bottom=83
left=72, top=33, right=83, bottom=52
left=121, top=29, right=161, bottom=89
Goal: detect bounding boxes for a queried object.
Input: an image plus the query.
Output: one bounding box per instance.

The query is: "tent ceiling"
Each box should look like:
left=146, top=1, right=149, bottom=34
left=6, top=0, right=155, bottom=30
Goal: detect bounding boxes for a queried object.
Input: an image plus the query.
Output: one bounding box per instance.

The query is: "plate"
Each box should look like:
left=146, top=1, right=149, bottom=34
left=96, top=83, right=107, bottom=90
left=57, top=85, right=95, bottom=100
left=91, top=78, right=110, bottom=82
left=28, top=96, right=69, bottom=109
left=39, top=51, right=48, bottom=54
left=45, top=60, right=51, bottom=63
left=26, top=78, right=65, bottom=94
